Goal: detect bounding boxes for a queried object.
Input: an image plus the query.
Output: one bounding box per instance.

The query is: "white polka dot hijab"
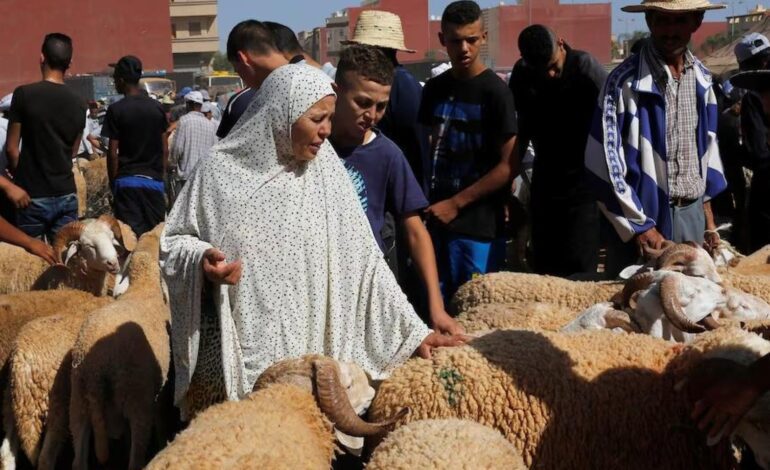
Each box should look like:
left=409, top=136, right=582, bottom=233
left=160, top=64, right=430, bottom=407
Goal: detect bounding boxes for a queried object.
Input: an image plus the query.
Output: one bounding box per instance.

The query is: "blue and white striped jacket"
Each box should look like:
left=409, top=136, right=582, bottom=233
left=584, top=51, right=727, bottom=242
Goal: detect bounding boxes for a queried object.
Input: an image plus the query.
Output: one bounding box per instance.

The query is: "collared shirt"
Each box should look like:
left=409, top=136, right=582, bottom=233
left=645, top=44, right=704, bottom=200
left=170, top=110, right=218, bottom=181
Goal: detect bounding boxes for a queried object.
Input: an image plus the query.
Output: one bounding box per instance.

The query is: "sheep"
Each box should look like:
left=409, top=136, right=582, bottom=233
left=611, top=270, right=770, bottom=342
left=456, top=301, right=578, bottom=334
left=367, top=419, right=526, bottom=470
left=450, top=272, right=623, bottom=314
left=68, top=223, right=175, bottom=470
left=73, top=166, right=87, bottom=219
left=147, top=356, right=408, bottom=469
left=76, top=157, right=110, bottom=219
left=0, top=215, right=136, bottom=297
left=724, top=245, right=770, bottom=276
left=368, top=327, right=770, bottom=469
left=0, top=290, right=113, bottom=467
left=146, top=384, right=336, bottom=469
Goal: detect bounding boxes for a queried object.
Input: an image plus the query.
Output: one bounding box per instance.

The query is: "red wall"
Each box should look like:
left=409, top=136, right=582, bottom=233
left=0, top=0, right=172, bottom=95
left=347, top=0, right=431, bottom=63
left=691, top=22, right=727, bottom=56
left=494, top=0, right=612, bottom=69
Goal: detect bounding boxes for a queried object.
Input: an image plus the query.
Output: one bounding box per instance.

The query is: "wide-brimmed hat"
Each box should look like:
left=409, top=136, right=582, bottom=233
left=731, top=70, right=770, bottom=92
left=621, top=0, right=725, bottom=13
left=341, top=10, right=416, bottom=53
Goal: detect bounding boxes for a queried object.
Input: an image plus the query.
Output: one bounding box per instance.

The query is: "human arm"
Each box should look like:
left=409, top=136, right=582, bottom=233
left=86, top=135, right=102, bottom=152
left=107, top=140, right=119, bottom=189
left=5, top=122, right=20, bottom=171
left=584, top=76, right=658, bottom=244
left=0, top=175, right=29, bottom=209
left=691, top=353, right=770, bottom=441
left=71, top=132, right=82, bottom=159
left=402, top=213, right=463, bottom=335
left=162, top=131, right=170, bottom=178
left=703, top=200, right=720, bottom=251
left=425, top=134, right=518, bottom=225
left=0, top=216, right=57, bottom=264
left=414, top=332, right=468, bottom=358
left=202, top=248, right=242, bottom=285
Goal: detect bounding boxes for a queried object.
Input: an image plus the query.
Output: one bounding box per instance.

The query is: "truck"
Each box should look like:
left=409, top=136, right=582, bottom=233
left=64, top=75, right=119, bottom=103
left=195, top=72, right=243, bottom=99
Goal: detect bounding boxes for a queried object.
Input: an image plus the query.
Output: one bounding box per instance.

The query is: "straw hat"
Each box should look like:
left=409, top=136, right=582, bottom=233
left=341, top=10, right=416, bottom=53
left=621, top=0, right=725, bottom=13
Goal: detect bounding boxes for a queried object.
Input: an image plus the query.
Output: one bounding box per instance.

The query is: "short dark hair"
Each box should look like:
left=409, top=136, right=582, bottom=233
left=441, top=1, right=482, bottom=29
left=264, top=21, right=303, bottom=56
left=518, top=25, right=556, bottom=70
left=41, top=33, right=73, bottom=72
left=226, top=20, right=277, bottom=63
left=335, top=45, right=394, bottom=88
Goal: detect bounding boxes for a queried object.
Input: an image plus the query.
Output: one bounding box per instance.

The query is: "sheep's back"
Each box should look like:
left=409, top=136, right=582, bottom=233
left=9, top=311, right=90, bottom=463
left=368, top=418, right=526, bottom=469
left=451, top=272, right=622, bottom=314
left=146, top=384, right=334, bottom=469
left=456, top=301, right=576, bottom=334
left=370, top=329, right=725, bottom=469
left=722, top=272, right=770, bottom=304
left=0, top=244, right=49, bottom=295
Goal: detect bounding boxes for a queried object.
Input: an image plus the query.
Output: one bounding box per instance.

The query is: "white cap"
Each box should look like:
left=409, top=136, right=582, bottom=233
left=0, top=93, right=13, bottom=112
left=201, top=102, right=213, bottom=114
left=184, top=91, right=204, bottom=104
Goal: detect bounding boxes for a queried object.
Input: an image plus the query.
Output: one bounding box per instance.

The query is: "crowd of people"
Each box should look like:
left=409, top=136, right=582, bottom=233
left=2, top=0, right=770, bottom=450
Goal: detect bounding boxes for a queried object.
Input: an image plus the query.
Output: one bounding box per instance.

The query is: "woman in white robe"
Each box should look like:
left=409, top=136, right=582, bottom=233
left=160, top=64, right=462, bottom=418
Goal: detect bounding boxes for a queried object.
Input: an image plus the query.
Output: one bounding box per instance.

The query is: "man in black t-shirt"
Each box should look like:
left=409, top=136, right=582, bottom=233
left=509, top=25, right=606, bottom=279
left=4, top=33, right=86, bottom=241
left=419, top=1, right=518, bottom=304
left=101, top=56, right=168, bottom=236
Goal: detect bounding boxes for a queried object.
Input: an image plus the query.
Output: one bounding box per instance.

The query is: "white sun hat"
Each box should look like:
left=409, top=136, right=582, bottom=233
left=621, top=0, right=725, bottom=13
left=341, top=10, right=416, bottom=53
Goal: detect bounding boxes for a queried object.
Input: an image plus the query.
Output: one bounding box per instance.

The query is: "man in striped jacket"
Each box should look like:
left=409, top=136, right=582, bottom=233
left=585, top=0, right=728, bottom=277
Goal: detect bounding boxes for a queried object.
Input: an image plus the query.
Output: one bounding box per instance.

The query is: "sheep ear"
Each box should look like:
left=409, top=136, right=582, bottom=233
left=64, top=242, right=80, bottom=266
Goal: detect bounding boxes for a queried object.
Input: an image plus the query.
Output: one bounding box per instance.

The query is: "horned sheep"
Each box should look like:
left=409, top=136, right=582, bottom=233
left=0, top=215, right=136, bottom=297
left=69, top=224, right=171, bottom=470
left=147, top=356, right=408, bottom=469
left=369, top=328, right=770, bottom=469
left=367, top=419, right=526, bottom=470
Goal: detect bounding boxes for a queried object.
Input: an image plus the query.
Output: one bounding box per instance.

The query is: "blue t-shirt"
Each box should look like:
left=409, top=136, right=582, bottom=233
left=333, top=130, right=429, bottom=251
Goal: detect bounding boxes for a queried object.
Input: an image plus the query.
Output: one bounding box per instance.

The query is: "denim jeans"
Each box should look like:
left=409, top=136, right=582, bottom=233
left=16, top=193, right=78, bottom=242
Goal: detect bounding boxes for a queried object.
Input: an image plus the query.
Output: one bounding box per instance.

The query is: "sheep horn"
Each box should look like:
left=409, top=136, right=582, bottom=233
left=642, top=240, right=676, bottom=260
left=659, top=274, right=705, bottom=334
left=52, top=222, right=85, bottom=263
left=699, top=313, right=722, bottom=331
left=617, top=271, right=657, bottom=308
left=313, top=360, right=408, bottom=437
left=604, top=309, right=640, bottom=333
left=656, top=245, right=699, bottom=271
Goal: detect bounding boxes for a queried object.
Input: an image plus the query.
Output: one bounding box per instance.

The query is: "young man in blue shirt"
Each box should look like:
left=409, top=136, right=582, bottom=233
left=331, top=44, right=462, bottom=335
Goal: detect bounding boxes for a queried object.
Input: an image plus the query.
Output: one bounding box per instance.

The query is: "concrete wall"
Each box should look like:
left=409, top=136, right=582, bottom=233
left=0, top=0, right=173, bottom=95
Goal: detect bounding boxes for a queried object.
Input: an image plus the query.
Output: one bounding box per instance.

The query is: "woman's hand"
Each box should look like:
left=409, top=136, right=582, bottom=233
left=430, top=310, right=465, bottom=336
left=202, top=248, right=242, bottom=285
left=415, top=332, right=469, bottom=359
left=691, top=373, right=762, bottom=442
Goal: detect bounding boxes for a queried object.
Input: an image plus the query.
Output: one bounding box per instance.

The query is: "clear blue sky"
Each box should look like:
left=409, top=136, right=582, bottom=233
left=218, top=0, right=745, bottom=49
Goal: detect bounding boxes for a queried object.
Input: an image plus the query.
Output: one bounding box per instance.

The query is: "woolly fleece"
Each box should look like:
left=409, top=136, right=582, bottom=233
left=369, top=329, right=743, bottom=469
left=146, top=384, right=335, bottom=469
left=367, top=418, right=526, bottom=469
left=451, top=272, right=622, bottom=314
left=456, top=301, right=576, bottom=334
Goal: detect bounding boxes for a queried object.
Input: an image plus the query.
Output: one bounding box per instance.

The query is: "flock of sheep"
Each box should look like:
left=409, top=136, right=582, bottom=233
left=1, top=159, right=770, bottom=468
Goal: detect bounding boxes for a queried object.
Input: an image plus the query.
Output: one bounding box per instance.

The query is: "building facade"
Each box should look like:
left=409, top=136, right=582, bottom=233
left=0, top=0, right=173, bottom=95
left=169, top=0, right=219, bottom=72
left=307, top=0, right=610, bottom=70
left=727, top=4, right=769, bottom=37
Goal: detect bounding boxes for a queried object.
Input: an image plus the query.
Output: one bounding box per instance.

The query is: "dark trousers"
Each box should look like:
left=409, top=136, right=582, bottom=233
left=113, top=186, right=165, bottom=237
left=750, top=172, right=770, bottom=252
left=15, top=193, right=78, bottom=242
left=530, top=198, right=600, bottom=279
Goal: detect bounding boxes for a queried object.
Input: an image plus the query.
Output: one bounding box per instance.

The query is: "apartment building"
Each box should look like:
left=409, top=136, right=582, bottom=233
left=170, top=0, right=220, bottom=72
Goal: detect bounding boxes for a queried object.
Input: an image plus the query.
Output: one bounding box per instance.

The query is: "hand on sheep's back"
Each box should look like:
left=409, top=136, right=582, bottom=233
left=430, top=311, right=465, bottom=336
left=25, top=238, right=58, bottom=265
left=202, top=248, right=243, bottom=285
left=415, top=332, right=468, bottom=359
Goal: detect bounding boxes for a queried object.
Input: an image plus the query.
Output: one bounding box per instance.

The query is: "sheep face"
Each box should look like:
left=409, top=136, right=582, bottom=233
left=65, top=221, right=121, bottom=274
left=337, top=361, right=375, bottom=416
